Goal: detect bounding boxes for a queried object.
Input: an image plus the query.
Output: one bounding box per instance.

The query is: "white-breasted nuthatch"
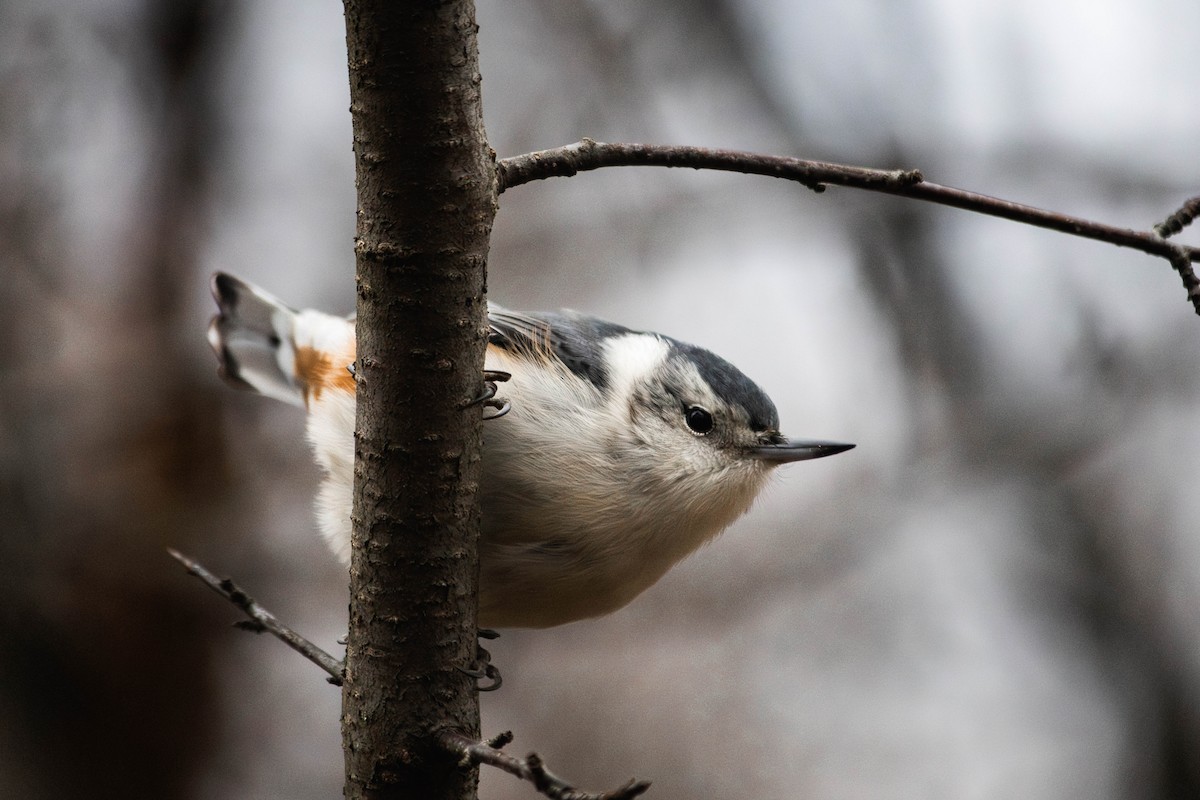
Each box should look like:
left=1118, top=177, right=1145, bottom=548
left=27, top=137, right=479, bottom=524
left=208, top=273, right=853, bottom=629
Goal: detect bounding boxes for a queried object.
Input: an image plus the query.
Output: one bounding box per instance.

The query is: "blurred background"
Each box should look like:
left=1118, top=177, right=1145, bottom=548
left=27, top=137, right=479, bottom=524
left=3, top=0, right=1200, bottom=798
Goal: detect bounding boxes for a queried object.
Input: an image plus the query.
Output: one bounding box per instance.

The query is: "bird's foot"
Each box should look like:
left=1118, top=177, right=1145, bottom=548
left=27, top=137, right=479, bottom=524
left=458, top=628, right=503, bottom=692
left=466, top=371, right=511, bottom=420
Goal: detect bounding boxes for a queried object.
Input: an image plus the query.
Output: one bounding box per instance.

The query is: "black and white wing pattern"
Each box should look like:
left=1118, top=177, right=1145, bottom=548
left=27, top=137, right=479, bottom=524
left=487, top=305, right=636, bottom=394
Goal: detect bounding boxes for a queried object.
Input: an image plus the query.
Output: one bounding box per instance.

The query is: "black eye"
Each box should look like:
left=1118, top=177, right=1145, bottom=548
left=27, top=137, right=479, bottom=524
left=684, top=405, right=714, bottom=435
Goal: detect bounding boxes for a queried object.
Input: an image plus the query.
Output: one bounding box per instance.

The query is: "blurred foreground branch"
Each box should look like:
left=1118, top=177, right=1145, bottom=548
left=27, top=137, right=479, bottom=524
left=167, top=549, right=345, bottom=685
left=498, top=140, right=1200, bottom=315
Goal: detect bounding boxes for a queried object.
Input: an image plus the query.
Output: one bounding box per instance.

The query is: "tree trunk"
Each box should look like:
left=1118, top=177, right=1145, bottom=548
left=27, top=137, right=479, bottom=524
left=341, top=3, right=495, bottom=799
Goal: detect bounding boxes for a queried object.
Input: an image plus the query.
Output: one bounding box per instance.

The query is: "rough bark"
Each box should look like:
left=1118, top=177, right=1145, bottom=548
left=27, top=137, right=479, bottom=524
left=341, top=2, right=495, bottom=799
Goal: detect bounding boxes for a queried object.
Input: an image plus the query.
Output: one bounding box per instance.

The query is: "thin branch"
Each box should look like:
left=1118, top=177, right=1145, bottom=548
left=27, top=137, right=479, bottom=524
left=498, top=139, right=921, bottom=196
left=1166, top=244, right=1200, bottom=314
left=438, top=730, right=651, bottom=800
left=167, top=549, right=345, bottom=685
left=497, top=140, right=1200, bottom=314
left=1155, top=195, right=1200, bottom=239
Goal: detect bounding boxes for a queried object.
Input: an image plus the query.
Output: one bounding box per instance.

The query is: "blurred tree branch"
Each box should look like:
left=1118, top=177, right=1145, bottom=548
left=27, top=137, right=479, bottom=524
left=0, top=2, right=235, bottom=797
left=498, top=139, right=1200, bottom=315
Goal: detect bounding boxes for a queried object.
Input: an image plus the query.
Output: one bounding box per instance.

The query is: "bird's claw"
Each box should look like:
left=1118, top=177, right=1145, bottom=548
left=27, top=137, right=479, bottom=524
left=481, top=397, right=510, bottom=420
left=467, top=370, right=512, bottom=420
left=458, top=629, right=503, bottom=692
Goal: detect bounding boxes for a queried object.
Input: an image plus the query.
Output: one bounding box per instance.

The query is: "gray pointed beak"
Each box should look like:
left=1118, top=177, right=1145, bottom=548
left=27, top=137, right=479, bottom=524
left=752, top=438, right=855, bottom=464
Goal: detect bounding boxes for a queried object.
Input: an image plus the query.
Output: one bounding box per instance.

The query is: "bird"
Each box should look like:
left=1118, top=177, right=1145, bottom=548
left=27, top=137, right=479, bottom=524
left=207, top=272, right=853, bottom=629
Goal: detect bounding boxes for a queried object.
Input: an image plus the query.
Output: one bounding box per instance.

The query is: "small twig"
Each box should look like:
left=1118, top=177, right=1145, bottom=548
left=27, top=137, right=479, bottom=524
left=485, top=730, right=516, bottom=750
left=1155, top=195, right=1200, bottom=238
left=439, top=730, right=651, bottom=800
left=167, top=549, right=345, bottom=685
left=497, top=140, right=1200, bottom=315
left=1165, top=244, right=1200, bottom=316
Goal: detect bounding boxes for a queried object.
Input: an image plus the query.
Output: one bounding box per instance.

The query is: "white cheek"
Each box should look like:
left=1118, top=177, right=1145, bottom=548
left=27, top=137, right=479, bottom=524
left=601, top=334, right=671, bottom=400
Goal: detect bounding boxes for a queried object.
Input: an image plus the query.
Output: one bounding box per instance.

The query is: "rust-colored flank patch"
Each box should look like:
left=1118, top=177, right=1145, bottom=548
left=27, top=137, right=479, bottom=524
left=294, top=344, right=356, bottom=404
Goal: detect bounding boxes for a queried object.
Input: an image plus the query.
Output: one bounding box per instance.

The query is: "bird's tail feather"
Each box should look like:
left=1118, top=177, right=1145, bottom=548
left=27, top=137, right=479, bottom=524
left=207, top=272, right=306, bottom=407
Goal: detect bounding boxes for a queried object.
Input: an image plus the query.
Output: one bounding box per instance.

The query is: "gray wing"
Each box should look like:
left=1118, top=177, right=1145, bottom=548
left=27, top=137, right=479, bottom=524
left=487, top=305, right=635, bottom=393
